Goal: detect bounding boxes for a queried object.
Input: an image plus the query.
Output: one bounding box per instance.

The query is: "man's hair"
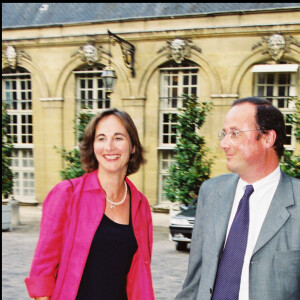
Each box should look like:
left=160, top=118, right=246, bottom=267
left=232, top=97, right=286, bottom=159
left=80, top=108, right=146, bottom=175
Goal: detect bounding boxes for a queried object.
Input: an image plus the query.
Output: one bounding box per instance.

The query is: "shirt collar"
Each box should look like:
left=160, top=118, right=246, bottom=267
left=238, top=165, right=281, bottom=192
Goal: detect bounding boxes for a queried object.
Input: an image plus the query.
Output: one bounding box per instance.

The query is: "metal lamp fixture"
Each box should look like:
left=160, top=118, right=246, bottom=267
left=102, top=29, right=136, bottom=95
left=102, top=31, right=117, bottom=96
left=102, top=65, right=116, bottom=94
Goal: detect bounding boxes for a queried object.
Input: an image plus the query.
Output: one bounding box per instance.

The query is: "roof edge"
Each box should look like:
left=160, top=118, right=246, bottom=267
left=3, top=6, right=300, bottom=30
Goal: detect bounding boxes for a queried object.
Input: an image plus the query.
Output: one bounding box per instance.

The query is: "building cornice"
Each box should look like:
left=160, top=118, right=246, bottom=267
left=3, top=23, right=300, bottom=47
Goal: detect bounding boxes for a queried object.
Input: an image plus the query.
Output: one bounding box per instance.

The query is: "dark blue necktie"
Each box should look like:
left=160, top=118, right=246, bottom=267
left=212, top=185, right=254, bottom=300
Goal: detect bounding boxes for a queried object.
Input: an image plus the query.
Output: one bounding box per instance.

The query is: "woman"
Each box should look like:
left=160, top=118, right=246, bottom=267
left=25, top=108, right=155, bottom=300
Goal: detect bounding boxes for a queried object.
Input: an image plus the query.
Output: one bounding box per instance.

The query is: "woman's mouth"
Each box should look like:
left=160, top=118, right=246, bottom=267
left=104, top=155, right=120, bottom=160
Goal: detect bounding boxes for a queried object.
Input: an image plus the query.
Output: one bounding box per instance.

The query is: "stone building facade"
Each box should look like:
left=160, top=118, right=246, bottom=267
left=2, top=3, right=300, bottom=206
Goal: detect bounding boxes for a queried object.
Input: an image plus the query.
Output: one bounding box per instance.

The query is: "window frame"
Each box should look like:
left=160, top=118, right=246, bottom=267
left=158, top=150, right=176, bottom=203
left=253, top=67, right=298, bottom=150
left=2, top=68, right=35, bottom=201
left=158, top=66, right=199, bottom=149
left=10, top=149, right=35, bottom=198
left=74, top=66, right=110, bottom=114
left=157, top=65, right=199, bottom=203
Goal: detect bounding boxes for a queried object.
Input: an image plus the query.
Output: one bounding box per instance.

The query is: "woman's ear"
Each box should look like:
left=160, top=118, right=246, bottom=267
left=131, top=145, right=136, bottom=154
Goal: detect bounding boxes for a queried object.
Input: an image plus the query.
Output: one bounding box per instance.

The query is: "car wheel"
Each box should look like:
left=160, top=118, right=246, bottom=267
left=176, top=242, right=187, bottom=251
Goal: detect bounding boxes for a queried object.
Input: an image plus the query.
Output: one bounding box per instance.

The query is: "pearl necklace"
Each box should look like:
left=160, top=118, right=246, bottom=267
left=105, top=181, right=127, bottom=208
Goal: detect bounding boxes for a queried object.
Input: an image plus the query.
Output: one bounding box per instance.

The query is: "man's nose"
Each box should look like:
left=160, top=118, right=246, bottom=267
left=220, top=134, right=231, bottom=149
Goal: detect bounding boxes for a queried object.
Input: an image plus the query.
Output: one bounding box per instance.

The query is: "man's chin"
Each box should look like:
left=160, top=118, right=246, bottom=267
left=226, top=162, right=236, bottom=173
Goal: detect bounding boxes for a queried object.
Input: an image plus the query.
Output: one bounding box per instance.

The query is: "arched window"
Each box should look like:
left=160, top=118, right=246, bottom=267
left=2, top=67, right=35, bottom=202
left=252, top=61, right=298, bottom=149
left=158, top=60, right=199, bottom=203
left=74, top=65, right=110, bottom=114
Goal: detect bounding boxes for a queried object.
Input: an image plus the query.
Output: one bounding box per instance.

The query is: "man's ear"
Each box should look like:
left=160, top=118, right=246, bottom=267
left=264, top=129, right=277, bottom=149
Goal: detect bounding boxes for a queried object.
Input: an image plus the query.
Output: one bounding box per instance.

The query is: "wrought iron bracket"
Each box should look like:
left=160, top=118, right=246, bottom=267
left=108, top=30, right=135, bottom=77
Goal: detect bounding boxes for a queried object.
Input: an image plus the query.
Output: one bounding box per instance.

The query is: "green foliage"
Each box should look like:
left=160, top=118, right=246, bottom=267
left=54, top=146, right=85, bottom=179
left=55, top=111, right=95, bottom=180
left=281, top=98, right=300, bottom=179
left=76, top=110, right=95, bottom=142
left=281, top=150, right=300, bottom=178
left=2, top=102, right=14, bottom=198
left=164, top=94, right=214, bottom=205
left=292, top=98, right=300, bottom=141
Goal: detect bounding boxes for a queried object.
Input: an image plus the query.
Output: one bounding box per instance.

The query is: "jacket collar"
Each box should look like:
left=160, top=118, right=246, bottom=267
left=82, top=170, right=102, bottom=191
left=82, top=170, right=142, bottom=221
left=252, top=170, right=294, bottom=255
left=125, top=177, right=142, bottom=222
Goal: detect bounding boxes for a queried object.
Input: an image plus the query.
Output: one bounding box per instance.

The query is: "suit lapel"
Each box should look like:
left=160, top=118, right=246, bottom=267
left=252, top=172, right=294, bottom=256
left=213, top=175, right=239, bottom=251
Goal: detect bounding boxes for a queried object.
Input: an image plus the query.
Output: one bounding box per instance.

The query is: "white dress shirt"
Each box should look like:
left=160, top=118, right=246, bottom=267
left=224, top=166, right=281, bottom=300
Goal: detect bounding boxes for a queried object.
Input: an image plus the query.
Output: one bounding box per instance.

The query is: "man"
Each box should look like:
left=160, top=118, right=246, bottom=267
left=175, top=97, right=300, bottom=300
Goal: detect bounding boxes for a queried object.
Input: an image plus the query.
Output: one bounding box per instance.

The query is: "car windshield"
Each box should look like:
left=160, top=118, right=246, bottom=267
left=190, top=197, right=197, bottom=207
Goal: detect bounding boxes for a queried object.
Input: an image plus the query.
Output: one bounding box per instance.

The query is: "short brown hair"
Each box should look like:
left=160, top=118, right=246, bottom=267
left=233, top=97, right=286, bottom=159
left=80, top=108, right=146, bottom=175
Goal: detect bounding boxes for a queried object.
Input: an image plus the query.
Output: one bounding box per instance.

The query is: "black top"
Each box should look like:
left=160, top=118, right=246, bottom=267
left=76, top=188, right=138, bottom=300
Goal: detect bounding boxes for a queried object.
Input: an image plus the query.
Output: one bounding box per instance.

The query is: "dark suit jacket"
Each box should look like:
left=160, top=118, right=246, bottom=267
left=175, top=171, right=300, bottom=300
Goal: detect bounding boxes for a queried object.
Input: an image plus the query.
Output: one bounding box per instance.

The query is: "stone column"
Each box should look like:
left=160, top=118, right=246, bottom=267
left=34, top=98, right=64, bottom=202
left=122, top=97, right=146, bottom=192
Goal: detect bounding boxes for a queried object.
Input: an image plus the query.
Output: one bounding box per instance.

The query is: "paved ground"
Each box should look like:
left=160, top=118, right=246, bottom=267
left=2, top=205, right=189, bottom=300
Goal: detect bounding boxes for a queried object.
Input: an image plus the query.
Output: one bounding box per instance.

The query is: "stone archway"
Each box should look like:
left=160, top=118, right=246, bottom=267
left=138, top=50, right=222, bottom=99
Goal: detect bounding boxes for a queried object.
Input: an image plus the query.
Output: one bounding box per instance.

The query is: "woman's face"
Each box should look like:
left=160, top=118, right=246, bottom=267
left=93, top=115, right=135, bottom=176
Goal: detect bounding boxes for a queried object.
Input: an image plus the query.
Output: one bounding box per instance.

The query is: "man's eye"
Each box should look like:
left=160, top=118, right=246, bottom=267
left=232, top=130, right=239, bottom=138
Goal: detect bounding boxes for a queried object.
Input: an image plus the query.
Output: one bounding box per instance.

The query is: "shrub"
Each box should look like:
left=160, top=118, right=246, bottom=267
left=164, top=94, right=214, bottom=205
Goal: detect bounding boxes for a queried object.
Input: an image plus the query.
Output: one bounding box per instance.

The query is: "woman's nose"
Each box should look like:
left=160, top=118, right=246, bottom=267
left=104, top=139, right=114, bottom=151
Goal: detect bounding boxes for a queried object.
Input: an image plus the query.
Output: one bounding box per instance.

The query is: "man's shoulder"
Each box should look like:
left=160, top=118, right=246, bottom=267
left=203, top=173, right=239, bottom=186
left=281, top=172, right=300, bottom=199
left=281, top=171, right=300, bottom=186
left=199, top=173, right=239, bottom=194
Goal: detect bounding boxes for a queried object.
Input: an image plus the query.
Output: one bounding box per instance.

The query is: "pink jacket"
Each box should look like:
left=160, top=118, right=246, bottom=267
left=25, top=170, right=155, bottom=299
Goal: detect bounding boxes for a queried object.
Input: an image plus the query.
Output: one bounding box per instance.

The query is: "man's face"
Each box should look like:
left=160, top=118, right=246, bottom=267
left=220, top=103, right=266, bottom=181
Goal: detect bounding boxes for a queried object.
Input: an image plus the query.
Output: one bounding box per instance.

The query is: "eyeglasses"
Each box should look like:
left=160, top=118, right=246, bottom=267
left=218, top=129, right=261, bottom=143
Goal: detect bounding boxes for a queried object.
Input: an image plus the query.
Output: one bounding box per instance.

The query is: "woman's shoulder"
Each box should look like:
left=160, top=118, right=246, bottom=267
left=46, top=173, right=88, bottom=199
left=58, top=171, right=93, bottom=190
